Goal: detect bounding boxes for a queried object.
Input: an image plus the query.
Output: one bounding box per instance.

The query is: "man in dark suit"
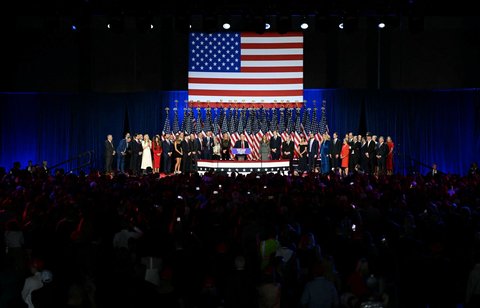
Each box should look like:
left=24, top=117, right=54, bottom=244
left=104, top=134, right=116, bottom=174
left=234, top=133, right=249, bottom=160
left=195, top=135, right=203, bottom=160
left=307, top=132, right=319, bottom=172
left=269, top=130, right=282, bottom=160
left=130, top=133, right=142, bottom=176
left=116, top=133, right=130, bottom=174
left=347, top=132, right=356, bottom=171
left=282, top=135, right=295, bottom=172
left=181, top=133, right=190, bottom=173
left=364, top=132, right=376, bottom=174
left=202, top=131, right=214, bottom=160
left=329, top=132, right=342, bottom=172
left=425, top=163, right=442, bottom=178
left=162, top=133, right=173, bottom=175
left=188, top=133, right=200, bottom=173
left=375, top=136, right=389, bottom=176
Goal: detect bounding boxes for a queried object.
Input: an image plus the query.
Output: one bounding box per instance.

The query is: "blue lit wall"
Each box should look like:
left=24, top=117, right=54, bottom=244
left=1, top=89, right=479, bottom=175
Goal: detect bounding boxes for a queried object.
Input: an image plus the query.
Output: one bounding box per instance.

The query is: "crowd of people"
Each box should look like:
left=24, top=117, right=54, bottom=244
left=1, top=161, right=480, bottom=307
left=104, top=131, right=395, bottom=177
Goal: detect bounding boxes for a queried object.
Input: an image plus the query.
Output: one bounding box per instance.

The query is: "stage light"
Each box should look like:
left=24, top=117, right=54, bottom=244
left=150, top=24, right=154, bottom=29
left=253, top=15, right=266, bottom=34
left=300, top=22, right=308, bottom=30
left=378, top=22, right=386, bottom=29
left=71, top=25, right=77, bottom=31
left=265, top=23, right=271, bottom=30
left=106, top=16, right=124, bottom=33
left=223, top=22, right=231, bottom=30
left=339, top=16, right=358, bottom=33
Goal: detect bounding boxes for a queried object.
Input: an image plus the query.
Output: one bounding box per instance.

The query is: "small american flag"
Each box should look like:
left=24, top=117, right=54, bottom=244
left=319, top=100, right=329, bottom=135
left=221, top=109, right=229, bottom=134
left=312, top=108, right=322, bottom=143
left=293, top=108, right=302, bottom=157
left=184, top=108, right=193, bottom=135
left=162, top=109, right=171, bottom=137
left=188, top=32, right=303, bottom=108
left=172, top=108, right=180, bottom=134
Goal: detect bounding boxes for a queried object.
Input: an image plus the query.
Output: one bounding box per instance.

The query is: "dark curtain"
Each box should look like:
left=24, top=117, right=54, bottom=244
left=365, top=89, right=480, bottom=175
left=1, top=89, right=479, bottom=175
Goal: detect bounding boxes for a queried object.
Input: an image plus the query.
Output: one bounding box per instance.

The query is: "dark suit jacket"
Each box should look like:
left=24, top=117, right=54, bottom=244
left=282, top=141, right=294, bottom=159
left=329, top=138, right=342, bottom=156
left=202, top=136, right=214, bottom=153
left=116, top=138, right=128, bottom=154
left=269, top=136, right=282, bottom=151
left=181, top=140, right=189, bottom=158
left=307, top=138, right=319, bottom=156
left=366, top=140, right=376, bottom=159
left=105, top=140, right=115, bottom=158
left=194, top=138, right=202, bottom=157
left=162, top=140, right=172, bottom=156
left=234, top=140, right=249, bottom=159
left=234, top=140, right=249, bottom=149
left=376, top=142, right=389, bottom=163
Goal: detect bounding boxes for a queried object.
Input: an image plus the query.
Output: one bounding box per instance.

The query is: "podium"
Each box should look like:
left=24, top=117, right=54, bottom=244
left=232, top=148, right=251, bottom=160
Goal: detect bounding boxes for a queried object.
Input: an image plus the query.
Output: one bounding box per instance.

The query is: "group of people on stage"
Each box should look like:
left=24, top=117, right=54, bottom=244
left=104, top=131, right=227, bottom=175
left=104, top=130, right=395, bottom=176
left=308, top=131, right=395, bottom=176
left=104, top=132, right=162, bottom=176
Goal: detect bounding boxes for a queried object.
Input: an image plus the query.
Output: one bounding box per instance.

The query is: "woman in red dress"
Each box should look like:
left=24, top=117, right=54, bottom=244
left=386, top=136, right=394, bottom=175
left=340, top=138, right=350, bottom=177
left=152, top=134, right=162, bottom=174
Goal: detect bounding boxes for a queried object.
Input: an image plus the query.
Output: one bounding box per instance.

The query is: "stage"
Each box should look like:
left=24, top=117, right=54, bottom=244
left=196, top=160, right=291, bottom=175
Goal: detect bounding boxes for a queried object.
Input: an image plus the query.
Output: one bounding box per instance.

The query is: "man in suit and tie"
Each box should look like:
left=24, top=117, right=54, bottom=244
left=270, top=130, right=282, bottom=160
left=189, top=133, right=201, bottom=173
left=364, top=132, right=376, bottom=174
left=329, top=132, right=342, bottom=172
left=162, top=133, right=173, bottom=175
left=202, top=131, right=214, bottom=160
left=129, top=133, right=142, bottom=176
left=104, top=134, right=116, bottom=174
left=307, top=132, right=319, bottom=172
left=375, top=136, right=389, bottom=176
left=181, top=133, right=190, bottom=173
left=282, top=135, right=295, bottom=172
left=234, top=133, right=249, bottom=161
left=425, top=163, right=442, bottom=178
left=116, top=133, right=130, bottom=174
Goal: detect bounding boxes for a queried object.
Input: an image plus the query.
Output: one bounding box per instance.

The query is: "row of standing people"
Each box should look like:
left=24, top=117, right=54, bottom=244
left=257, top=131, right=394, bottom=176
left=105, top=133, right=162, bottom=175
left=301, top=131, right=395, bottom=176
left=106, top=130, right=394, bottom=176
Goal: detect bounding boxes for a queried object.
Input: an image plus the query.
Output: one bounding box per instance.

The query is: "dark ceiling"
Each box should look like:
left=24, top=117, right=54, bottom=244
left=7, top=0, right=477, bottom=16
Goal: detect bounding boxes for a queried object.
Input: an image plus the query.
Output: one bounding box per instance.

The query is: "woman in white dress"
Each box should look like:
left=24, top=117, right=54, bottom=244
left=141, top=134, right=153, bottom=173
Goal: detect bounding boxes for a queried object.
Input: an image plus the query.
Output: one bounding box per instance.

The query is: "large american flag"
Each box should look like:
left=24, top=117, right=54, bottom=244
left=188, top=32, right=303, bottom=107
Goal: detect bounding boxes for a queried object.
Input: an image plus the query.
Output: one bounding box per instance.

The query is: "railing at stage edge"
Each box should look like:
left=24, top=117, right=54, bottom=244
left=48, top=150, right=94, bottom=174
